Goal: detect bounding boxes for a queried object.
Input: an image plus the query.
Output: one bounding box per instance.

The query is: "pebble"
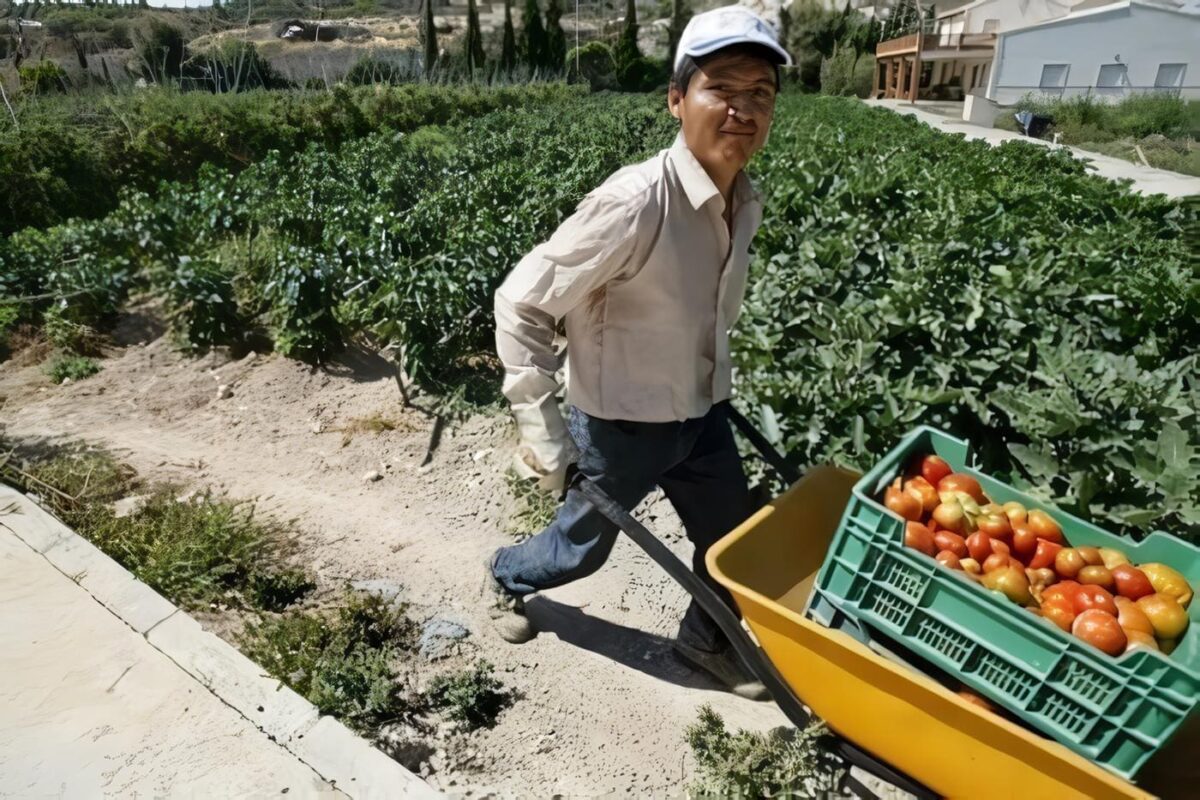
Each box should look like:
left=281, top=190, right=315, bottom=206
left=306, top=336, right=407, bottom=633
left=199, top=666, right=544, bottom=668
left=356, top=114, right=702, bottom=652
left=216, top=384, right=233, bottom=399
left=363, top=470, right=382, bottom=482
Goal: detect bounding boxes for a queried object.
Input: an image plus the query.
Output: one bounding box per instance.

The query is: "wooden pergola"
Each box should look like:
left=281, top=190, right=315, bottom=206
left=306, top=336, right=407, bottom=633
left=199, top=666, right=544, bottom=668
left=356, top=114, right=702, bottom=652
left=872, top=32, right=923, bottom=102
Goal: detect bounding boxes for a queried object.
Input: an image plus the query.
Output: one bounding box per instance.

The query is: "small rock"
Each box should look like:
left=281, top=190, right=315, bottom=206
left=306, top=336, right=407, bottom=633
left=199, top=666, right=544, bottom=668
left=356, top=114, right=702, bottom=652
left=111, top=494, right=150, bottom=518
left=362, top=470, right=382, bottom=482
left=377, top=722, right=435, bottom=771
left=311, top=421, right=323, bottom=434
left=61, top=377, right=73, bottom=386
left=419, top=617, right=471, bottom=662
left=216, top=384, right=233, bottom=399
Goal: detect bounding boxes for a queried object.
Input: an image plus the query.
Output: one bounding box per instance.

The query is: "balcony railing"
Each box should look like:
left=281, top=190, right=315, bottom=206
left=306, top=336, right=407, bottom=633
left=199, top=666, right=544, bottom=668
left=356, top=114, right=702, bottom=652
left=875, top=31, right=997, bottom=58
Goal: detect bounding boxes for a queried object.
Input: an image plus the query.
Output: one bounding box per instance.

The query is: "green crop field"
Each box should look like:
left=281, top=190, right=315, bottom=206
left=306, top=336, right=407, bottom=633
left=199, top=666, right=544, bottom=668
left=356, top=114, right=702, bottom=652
left=2, top=86, right=1196, bottom=541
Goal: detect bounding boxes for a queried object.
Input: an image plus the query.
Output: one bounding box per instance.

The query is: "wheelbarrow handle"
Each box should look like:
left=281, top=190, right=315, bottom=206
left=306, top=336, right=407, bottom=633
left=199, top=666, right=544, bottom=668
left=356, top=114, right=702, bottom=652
left=725, top=404, right=802, bottom=486
left=577, top=476, right=940, bottom=800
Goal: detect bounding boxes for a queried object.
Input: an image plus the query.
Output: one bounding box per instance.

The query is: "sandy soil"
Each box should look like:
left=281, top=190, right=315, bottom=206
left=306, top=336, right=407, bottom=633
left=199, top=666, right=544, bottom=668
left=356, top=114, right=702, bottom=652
left=0, top=321, right=791, bottom=797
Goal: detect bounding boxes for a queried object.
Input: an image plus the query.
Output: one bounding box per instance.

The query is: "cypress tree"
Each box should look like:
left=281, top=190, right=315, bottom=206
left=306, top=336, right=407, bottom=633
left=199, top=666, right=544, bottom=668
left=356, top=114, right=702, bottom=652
left=613, top=0, right=639, bottom=70
left=420, top=0, right=439, bottom=76
left=544, top=0, right=567, bottom=73
left=668, top=0, right=691, bottom=67
left=500, top=0, right=517, bottom=72
left=520, top=0, right=547, bottom=71
left=465, top=0, right=486, bottom=74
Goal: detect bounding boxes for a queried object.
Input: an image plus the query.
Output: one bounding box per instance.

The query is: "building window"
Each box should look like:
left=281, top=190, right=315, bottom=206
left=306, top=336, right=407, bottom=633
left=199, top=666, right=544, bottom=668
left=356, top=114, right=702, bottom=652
left=1039, top=64, right=1069, bottom=96
left=1096, top=63, right=1130, bottom=89
left=1155, top=63, right=1186, bottom=94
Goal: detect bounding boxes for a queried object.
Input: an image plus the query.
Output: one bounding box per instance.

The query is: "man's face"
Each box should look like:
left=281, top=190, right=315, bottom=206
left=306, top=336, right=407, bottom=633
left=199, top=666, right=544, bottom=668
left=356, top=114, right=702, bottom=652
left=668, top=51, right=778, bottom=177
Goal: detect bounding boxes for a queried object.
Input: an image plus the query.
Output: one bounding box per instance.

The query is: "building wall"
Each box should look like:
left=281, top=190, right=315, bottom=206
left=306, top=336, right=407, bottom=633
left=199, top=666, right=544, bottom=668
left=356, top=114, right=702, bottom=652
left=989, top=5, right=1200, bottom=103
left=937, top=0, right=1075, bottom=34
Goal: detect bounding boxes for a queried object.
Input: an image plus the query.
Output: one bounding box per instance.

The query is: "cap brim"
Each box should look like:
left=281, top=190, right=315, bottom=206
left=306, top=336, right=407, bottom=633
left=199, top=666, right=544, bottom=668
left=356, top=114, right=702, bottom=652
left=680, top=36, right=793, bottom=69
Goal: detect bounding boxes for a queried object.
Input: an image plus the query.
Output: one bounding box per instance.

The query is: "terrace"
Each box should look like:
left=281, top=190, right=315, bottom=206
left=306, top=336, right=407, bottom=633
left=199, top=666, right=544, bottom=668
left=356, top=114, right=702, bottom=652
left=873, top=29, right=998, bottom=101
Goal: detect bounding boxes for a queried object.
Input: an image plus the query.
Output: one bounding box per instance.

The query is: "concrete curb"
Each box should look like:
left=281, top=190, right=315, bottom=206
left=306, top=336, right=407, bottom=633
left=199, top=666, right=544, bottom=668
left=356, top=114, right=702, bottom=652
left=0, top=482, right=439, bottom=800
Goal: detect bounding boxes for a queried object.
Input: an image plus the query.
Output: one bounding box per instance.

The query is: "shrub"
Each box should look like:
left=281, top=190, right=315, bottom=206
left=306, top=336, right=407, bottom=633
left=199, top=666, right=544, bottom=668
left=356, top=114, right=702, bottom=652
left=685, top=705, right=842, bottom=797
left=186, top=39, right=289, bottom=92
left=0, top=304, right=17, bottom=353
left=18, top=61, right=69, bottom=95
left=44, top=354, right=101, bottom=384
left=566, top=41, right=616, bottom=90
left=134, top=20, right=186, bottom=84
left=240, top=592, right=418, bottom=730
left=427, top=660, right=513, bottom=729
left=617, top=56, right=669, bottom=92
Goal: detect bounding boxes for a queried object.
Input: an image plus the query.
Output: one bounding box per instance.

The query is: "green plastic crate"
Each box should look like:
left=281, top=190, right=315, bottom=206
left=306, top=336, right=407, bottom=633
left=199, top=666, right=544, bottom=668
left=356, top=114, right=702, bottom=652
left=811, top=425, right=1200, bottom=780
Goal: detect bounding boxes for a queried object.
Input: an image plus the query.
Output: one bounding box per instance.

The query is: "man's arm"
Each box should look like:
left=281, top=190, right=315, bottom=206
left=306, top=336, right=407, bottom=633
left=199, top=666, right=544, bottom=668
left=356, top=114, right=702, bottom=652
left=495, top=188, right=647, bottom=486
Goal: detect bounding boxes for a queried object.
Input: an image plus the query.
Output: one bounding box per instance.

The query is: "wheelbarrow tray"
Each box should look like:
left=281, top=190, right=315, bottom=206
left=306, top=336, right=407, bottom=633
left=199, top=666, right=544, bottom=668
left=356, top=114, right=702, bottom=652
left=707, top=465, right=1152, bottom=800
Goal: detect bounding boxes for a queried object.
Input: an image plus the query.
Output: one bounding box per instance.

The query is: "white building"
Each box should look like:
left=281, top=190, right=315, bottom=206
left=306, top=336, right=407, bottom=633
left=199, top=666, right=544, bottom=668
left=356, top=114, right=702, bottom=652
left=986, top=0, right=1200, bottom=103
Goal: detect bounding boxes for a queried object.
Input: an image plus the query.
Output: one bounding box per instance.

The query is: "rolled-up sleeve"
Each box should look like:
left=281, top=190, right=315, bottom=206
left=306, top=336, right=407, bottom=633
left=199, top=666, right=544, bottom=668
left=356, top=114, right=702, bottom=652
left=495, top=188, right=645, bottom=472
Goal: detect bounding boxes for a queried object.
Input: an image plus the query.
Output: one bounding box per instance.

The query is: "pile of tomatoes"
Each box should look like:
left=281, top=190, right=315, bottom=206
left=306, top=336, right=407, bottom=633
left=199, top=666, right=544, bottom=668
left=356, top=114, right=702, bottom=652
left=889, top=453, right=1194, bottom=658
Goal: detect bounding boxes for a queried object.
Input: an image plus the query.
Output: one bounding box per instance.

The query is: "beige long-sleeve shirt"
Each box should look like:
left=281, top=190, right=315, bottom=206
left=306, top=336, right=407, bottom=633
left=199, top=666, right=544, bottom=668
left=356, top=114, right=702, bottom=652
left=494, top=128, right=766, bottom=473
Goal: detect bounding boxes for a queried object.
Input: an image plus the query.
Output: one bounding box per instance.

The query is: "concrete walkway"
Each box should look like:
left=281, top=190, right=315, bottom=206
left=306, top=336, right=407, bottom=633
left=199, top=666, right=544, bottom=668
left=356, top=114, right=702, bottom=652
left=865, top=99, right=1200, bottom=199
left=0, top=485, right=438, bottom=799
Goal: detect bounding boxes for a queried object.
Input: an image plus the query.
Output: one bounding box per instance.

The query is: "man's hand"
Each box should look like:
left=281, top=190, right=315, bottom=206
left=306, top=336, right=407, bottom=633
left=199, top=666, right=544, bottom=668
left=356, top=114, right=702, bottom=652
left=509, top=400, right=577, bottom=495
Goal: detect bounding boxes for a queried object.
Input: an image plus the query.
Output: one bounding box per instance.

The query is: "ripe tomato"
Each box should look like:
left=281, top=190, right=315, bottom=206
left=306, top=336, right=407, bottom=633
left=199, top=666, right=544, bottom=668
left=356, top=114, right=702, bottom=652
left=1043, top=580, right=1081, bottom=604
left=976, top=512, right=1012, bottom=541
left=1041, top=596, right=1075, bottom=632
left=1136, top=593, right=1189, bottom=640
left=1054, top=548, right=1085, bottom=580
left=982, top=565, right=1032, bottom=605
left=904, top=477, right=940, bottom=514
left=1077, top=546, right=1103, bottom=567
left=1111, top=564, right=1155, bottom=600
left=920, top=455, right=953, bottom=486
left=936, top=550, right=962, bottom=570
left=934, top=530, right=968, bottom=559
left=965, top=532, right=993, bottom=563
left=904, top=521, right=936, bottom=557
left=1011, top=524, right=1039, bottom=562
left=1029, top=539, right=1063, bottom=571
left=937, top=473, right=986, bottom=504
left=1073, top=584, right=1118, bottom=617
left=885, top=485, right=923, bottom=522
left=1027, top=509, right=1064, bottom=544
left=1073, top=609, right=1127, bottom=656
left=1002, top=501, right=1028, bottom=526
left=983, top=553, right=1012, bottom=574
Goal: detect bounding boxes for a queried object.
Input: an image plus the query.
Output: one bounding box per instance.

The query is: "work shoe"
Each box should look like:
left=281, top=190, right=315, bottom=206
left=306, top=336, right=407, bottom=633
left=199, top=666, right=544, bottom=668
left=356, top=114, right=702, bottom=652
left=672, top=639, right=770, bottom=701
left=482, top=553, right=536, bottom=645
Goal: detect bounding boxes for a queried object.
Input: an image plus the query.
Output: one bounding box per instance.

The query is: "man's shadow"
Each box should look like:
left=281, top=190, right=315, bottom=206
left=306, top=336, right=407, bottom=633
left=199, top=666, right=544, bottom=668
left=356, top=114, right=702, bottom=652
left=524, top=596, right=727, bottom=693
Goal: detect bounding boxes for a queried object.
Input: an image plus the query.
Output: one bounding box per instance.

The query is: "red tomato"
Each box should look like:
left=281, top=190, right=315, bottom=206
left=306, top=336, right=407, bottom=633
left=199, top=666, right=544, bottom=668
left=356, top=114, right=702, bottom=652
left=1029, top=539, right=1063, bottom=571
left=1111, top=564, right=1155, bottom=600
left=1072, top=609, right=1127, bottom=656
left=904, top=522, right=936, bottom=557
left=937, top=473, right=986, bottom=504
left=1073, top=584, right=1118, bottom=617
left=1043, top=580, right=1081, bottom=605
left=904, top=477, right=940, bottom=514
left=965, top=532, right=993, bottom=563
left=921, top=455, right=953, bottom=487
left=976, top=512, right=1012, bottom=542
left=1011, top=524, right=1039, bottom=562
left=934, top=530, right=969, bottom=559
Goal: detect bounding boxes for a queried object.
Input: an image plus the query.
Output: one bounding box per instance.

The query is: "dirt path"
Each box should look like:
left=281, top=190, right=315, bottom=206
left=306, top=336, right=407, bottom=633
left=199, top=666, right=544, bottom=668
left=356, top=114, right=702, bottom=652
left=0, top=327, right=787, bottom=797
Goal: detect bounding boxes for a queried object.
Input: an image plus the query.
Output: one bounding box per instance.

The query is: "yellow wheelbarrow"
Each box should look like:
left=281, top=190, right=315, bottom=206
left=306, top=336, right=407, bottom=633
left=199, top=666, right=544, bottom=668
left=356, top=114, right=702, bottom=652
left=577, top=408, right=1188, bottom=799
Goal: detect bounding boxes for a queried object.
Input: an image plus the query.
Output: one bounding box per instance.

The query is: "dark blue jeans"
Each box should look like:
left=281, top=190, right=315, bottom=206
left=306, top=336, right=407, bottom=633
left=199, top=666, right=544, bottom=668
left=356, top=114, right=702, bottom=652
left=492, top=400, right=751, bottom=653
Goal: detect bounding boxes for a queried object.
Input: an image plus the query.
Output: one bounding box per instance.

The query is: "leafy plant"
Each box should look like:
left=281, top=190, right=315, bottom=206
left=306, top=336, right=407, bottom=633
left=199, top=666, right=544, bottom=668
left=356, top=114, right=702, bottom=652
left=18, top=61, right=70, bottom=95
left=240, top=592, right=418, bottom=730
left=427, top=659, right=513, bottom=730
left=505, top=470, right=560, bottom=540
left=45, top=354, right=101, bottom=384
left=685, top=705, right=843, bottom=797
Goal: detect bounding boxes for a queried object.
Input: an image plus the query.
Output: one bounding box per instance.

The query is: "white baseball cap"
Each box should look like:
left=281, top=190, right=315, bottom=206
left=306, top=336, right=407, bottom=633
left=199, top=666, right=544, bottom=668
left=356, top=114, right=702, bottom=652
left=674, top=5, right=793, bottom=72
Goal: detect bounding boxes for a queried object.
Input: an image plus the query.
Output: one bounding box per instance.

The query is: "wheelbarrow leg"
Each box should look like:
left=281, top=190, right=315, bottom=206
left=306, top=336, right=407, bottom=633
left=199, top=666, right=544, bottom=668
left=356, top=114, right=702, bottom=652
left=577, top=478, right=939, bottom=800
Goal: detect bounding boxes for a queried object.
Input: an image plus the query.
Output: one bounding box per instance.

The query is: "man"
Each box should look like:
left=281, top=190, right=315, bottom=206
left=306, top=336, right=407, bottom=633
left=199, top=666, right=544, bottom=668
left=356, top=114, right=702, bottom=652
left=484, top=5, right=791, bottom=700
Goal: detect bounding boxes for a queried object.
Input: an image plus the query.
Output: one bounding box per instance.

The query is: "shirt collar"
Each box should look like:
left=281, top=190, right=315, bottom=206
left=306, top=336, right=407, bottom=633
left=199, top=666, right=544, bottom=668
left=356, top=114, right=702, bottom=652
left=668, top=129, right=759, bottom=212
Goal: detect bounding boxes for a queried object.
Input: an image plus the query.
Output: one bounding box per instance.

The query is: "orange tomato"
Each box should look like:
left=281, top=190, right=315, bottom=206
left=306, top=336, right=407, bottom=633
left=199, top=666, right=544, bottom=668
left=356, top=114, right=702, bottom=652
left=982, top=565, right=1033, bottom=605
left=904, top=476, right=940, bottom=514
left=932, top=501, right=967, bottom=534
left=1054, top=548, right=1085, bottom=580
left=1111, top=564, right=1155, bottom=601
left=904, top=521, right=936, bottom=557
left=1114, top=596, right=1155, bottom=636
left=1124, top=630, right=1159, bottom=653
left=936, top=550, right=963, bottom=570
left=1002, top=501, right=1027, bottom=526
left=1078, top=565, right=1115, bottom=591
left=937, top=473, right=986, bottom=504
left=1073, top=584, right=1118, bottom=617
left=1043, top=580, right=1081, bottom=604
left=1041, top=595, right=1076, bottom=632
left=983, top=553, right=1012, bottom=574
left=885, top=485, right=923, bottom=522
left=1027, top=509, right=1064, bottom=544
left=1073, top=609, right=1127, bottom=656
left=1077, top=546, right=1103, bottom=566
left=976, top=512, right=1012, bottom=541
left=1136, top=593, right=1190, bottom=640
